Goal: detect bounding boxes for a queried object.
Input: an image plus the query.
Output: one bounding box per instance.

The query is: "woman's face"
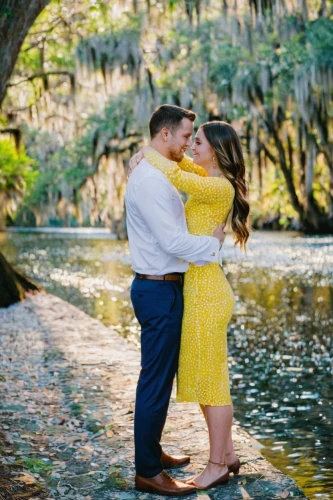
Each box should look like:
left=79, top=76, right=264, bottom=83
left=190, top=128, right=214, bottom=171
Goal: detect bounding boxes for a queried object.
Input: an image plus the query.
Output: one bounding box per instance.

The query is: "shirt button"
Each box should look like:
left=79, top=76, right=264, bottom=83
left=211, top=252, right=216, bottom=256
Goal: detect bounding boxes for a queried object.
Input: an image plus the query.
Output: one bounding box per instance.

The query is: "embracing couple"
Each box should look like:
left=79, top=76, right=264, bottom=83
left=125, top=104, right=250, bottom=496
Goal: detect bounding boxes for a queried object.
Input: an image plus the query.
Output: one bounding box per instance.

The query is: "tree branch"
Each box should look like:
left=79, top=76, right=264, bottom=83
left=0, top=127, right=21, bottom=150
left=259, top=142, right=277, bottom=165
left=28, top=17, right=63, bottom=36
left=7, top=70, right=74, bottom=88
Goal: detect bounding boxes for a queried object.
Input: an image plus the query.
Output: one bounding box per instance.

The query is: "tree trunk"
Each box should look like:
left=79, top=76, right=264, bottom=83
left=0, top=0, right=50, bottom=107
left=305, top=135, right=318, bottom=224
left=269, top=123, right=305, bottom=220
left=0, top=0, right=49, bottom=307
left=0, top=192, right=6, bottom=230
left=0, top=252, right=42, bottom=308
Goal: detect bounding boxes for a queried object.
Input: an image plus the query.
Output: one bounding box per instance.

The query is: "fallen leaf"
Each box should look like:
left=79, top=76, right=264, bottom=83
left=277, top=491, right=290, bottom=499
left=239, top=486, right=251, bottom=499
left=57, top=486, right=68, bottom=495
left=80, top=445, right=94, bottom=454
left=13, top=473, right=36, bottom=484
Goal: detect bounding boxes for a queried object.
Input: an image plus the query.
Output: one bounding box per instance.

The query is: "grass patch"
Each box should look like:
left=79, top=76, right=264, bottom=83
left=70, top=402, right=83, bottom=416
left=21, top=458, right=52, bottom=475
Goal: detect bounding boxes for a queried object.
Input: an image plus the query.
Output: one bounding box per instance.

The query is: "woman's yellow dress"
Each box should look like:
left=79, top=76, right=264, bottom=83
left=145, top=152, right=235, bottom=406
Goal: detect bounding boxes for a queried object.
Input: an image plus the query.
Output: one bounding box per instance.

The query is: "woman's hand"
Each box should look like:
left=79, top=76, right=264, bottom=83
left=127, top=150, right=144, bottom=179
left=213, top=222, right=226, bottom=249
left=127, top=146, right=159, bottom=179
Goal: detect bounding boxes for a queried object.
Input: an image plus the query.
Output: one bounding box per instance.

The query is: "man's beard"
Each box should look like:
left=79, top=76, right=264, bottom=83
left=169, top=146, right=185, bottom=163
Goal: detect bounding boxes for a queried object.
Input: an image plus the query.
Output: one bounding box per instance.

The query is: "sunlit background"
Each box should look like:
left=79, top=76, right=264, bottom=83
left=1, top=0, right=332, bottom=497
left=1, top=0, right=332, bottom=234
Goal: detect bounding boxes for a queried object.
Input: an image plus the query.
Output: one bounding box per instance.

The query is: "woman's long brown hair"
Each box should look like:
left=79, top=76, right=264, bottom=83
left=201, top=121, right=250, bottom=249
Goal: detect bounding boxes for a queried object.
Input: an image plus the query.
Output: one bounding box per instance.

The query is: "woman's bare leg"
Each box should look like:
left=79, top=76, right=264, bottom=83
left=191, top=405, right=232, bottom=488
left=225, top=404, right=238, bottom=465
left=199, top=403, right=206, bottom=420
left=199, top=403, right=238, bottom=467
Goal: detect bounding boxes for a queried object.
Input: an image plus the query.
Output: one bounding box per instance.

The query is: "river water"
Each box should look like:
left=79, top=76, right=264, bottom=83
left=1, top=230, right=332, bottom=499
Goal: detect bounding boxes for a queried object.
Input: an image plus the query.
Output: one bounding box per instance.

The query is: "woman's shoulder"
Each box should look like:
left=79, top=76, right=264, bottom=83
left=215, top=175, right=235, bottom=194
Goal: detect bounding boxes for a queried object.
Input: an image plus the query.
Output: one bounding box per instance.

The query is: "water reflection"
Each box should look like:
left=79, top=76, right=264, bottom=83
left=1, top=230, right=332, bottom=499
left=226, top=265, right=333, bottom=499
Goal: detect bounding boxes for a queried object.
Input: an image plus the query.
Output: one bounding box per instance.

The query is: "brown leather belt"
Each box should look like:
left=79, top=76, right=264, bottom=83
left=136, top=273, right=183, bottom=283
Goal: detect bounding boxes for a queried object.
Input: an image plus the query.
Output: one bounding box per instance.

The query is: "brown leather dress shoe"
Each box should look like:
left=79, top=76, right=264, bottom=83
left=135, top=470, right=197, bottom=496
left=161, top=450, right=191, bottom=468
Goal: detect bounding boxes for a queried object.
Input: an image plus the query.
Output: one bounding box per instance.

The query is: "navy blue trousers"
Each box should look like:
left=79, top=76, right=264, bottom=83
left=130, top=277, right=183, bottom=478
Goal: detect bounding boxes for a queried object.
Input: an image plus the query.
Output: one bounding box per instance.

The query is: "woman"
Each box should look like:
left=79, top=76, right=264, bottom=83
left=129, top=121, right=250, bottom=490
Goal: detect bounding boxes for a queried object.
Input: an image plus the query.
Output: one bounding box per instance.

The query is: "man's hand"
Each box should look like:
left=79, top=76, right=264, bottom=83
left=213, top=222, right=226, bottom=248
left=127, top=150, right=144, bottom=179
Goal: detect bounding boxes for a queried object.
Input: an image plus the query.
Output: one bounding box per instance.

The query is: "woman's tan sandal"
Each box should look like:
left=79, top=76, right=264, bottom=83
left=187, top=461, right=229, bottom=490
left=228, top=458, right=241, bottom=475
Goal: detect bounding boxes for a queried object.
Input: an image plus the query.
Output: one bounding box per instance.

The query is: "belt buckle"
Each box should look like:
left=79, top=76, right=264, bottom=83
left=165, top=273, right=176, bottom=282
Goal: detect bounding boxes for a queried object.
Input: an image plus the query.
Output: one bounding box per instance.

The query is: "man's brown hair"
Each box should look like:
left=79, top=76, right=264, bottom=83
left=149, top=104, right=196, bottom=139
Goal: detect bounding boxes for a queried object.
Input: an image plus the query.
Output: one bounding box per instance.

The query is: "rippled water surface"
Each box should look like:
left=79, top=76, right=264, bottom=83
left=1, top=230, right=332, bottom=499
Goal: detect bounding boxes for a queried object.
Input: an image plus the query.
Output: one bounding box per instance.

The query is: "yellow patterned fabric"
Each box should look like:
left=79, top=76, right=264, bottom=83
left=145, top=151, right=235, bottom=406
left=178, top=155, right=207, bottom=177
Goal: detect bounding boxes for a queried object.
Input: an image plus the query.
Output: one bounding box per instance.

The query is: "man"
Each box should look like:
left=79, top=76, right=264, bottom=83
left=125, top=105, right=226, bottom=496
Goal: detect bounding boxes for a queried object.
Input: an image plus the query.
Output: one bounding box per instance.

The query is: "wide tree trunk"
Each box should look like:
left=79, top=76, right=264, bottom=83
left=0, top=0, right=49, bottom=307
left=0, top=252, right=41, bottom=308
left=0, top=0, right=50, bottom=107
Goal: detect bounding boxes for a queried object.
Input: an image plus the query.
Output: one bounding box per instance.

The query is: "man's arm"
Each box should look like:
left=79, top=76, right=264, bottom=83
left=135, top=175, right=221, bottom=264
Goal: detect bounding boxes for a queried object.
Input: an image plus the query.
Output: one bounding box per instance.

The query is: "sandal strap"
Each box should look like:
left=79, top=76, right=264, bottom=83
left=208, top=459, right=227, bottom=467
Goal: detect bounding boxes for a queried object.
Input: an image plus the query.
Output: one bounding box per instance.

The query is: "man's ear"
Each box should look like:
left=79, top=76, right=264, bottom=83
left=160, top=127, right=170, bottom=142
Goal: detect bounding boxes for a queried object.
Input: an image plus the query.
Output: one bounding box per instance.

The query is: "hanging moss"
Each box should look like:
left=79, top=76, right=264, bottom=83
left=1, top=0, right=332, bottom=232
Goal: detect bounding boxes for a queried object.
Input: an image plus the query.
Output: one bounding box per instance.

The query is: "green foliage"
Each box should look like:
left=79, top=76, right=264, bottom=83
left=70, top=402, right=83, bottom=416
left=22, top=89, right=138, bottom=208
left=2, top=0, right=332, bottom=229
left=87, top=92, right=138, bottom=136
left=0, top=139, right=37, bottom=194
left=0, top=6, right=14, bottom=19
left=307, top=17, right=333, bottom=66
left=20, top=458, right=52, bottom=475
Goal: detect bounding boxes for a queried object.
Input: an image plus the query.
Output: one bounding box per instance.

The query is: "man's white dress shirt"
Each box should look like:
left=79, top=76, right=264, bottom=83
left=125, top=159, right=220, bottom=275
